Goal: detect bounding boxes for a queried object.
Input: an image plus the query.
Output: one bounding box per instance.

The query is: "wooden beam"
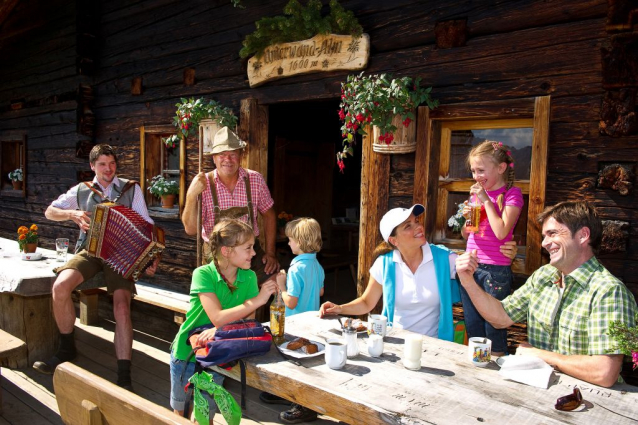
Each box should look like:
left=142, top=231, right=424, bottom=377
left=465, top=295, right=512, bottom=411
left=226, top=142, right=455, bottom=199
left=526, top=95, right=550, bottom=274
left=358, top=125, right=390, bottom=313
left=239, top=98, right=269, bottom=249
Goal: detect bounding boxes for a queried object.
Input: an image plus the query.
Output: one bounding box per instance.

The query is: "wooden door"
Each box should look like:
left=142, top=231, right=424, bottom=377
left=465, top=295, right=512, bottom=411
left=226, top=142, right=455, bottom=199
left=273, top=137, right=334, bottom=245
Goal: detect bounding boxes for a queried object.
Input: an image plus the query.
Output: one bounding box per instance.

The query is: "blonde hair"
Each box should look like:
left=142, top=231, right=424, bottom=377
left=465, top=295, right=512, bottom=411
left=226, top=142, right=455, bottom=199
left=285, top=217, right=322, bottom=253
left=467, top=140, right=516, bottom=210
left=207, top=219, right=254, bottom=292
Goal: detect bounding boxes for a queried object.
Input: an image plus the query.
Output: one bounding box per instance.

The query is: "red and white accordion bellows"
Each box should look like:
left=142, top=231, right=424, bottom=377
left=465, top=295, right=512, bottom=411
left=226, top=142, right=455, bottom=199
left=86, top=203, right=165, bottom=281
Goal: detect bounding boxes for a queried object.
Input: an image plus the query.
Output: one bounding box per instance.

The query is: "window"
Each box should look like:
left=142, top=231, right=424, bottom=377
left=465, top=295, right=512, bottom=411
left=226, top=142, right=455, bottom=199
left=0, top=136, right=26, bottom=198
left=415, top=97, right=549, bottom=274
left=140, top=126, right=185, bottom=218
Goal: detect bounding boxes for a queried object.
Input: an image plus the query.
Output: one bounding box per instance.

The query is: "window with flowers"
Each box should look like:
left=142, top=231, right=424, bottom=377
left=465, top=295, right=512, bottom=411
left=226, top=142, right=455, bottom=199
left=415, top=97, right=549, bottom=275
left=140, top=125, right=184, bottom=217
left=0, top=137, right=26, bottom=198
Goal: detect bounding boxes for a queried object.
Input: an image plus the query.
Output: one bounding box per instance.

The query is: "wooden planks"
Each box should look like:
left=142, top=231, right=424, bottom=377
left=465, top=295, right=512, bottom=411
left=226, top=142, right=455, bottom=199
left=0, top=328, right=26, bottom=415
left=54, top=363, right=192, bottom=425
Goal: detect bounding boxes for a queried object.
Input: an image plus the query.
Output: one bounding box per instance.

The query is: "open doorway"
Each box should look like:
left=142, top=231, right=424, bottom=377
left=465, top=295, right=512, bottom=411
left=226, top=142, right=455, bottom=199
left=268, top=100, right=361, bottom=304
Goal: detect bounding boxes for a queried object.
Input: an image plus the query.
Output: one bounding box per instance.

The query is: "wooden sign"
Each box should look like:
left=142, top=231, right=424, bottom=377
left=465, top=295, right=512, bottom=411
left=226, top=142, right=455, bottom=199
left=247, top=33, right=369, bottom=88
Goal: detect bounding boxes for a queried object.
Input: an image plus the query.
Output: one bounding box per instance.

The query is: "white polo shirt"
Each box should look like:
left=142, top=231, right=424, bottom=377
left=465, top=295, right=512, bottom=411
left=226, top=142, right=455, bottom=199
left=370, top=243, right=457, bottom=337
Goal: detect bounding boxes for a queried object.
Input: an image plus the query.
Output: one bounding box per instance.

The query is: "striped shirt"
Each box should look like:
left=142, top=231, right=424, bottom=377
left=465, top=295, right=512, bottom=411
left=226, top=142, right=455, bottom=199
left=201, top=167, right=274, bottom=241
left=51, top=176, right=153, bottom=224
left=466, top=186, right=523, bottom=265
left=502, top=257, right=637, bottom=355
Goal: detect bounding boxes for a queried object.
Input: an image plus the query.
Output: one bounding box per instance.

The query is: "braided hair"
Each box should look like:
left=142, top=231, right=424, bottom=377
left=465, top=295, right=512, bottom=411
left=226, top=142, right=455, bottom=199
left=207, top=219, right=254, bottom=292
left=467, top=140, right=516, bottom=211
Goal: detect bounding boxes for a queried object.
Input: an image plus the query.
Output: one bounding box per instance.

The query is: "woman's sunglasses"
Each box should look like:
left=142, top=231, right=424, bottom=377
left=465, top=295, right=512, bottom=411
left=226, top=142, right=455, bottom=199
left=555, top=387, right=583, bottom=411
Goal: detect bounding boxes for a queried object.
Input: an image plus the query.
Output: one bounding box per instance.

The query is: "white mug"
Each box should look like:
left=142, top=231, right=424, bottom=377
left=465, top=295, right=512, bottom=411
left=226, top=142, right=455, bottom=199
left=369, top=314, right=388, bottom=337
left=367, top=334, right=384, bottom=357
left=468, top=337, right=492, bottom=367
left=325, top=339, right=347, bottom=370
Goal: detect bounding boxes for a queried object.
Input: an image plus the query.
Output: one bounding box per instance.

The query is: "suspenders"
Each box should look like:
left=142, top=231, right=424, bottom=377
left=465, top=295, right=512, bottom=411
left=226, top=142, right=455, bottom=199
left=207, top=172, right=256, bottom=229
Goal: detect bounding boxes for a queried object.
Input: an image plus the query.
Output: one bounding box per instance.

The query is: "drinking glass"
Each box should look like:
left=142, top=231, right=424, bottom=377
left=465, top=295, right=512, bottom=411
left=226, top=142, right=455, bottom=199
left=55, top=238, right=69, bottom=262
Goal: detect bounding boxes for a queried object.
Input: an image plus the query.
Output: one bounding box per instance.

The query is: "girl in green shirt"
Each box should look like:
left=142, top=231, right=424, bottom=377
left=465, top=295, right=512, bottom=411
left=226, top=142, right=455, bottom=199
left=170, top=219, right=279, bottom=419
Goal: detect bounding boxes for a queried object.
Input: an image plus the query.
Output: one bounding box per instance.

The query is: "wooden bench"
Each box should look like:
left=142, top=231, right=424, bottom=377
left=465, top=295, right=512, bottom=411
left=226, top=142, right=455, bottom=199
left=0, top=329, right=26, bottom=415
left=54, top=362, right=191, bottom=424
left=79, top=279, right=190, bottom=326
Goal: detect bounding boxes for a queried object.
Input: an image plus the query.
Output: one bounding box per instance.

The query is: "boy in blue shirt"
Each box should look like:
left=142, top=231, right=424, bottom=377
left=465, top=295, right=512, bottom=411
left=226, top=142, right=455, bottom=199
left=273, top=217, right=324, bottom=423
left=277, top=217, right=325, bottom=317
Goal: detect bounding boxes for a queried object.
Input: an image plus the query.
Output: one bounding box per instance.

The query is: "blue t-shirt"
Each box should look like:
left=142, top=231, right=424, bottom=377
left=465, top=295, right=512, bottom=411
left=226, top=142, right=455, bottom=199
left=286, top=253, right=325, bottom=316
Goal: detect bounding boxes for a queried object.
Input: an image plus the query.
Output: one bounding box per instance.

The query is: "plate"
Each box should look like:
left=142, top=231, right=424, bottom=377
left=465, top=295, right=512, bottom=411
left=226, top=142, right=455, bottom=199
left=336, top=320, right=368, bottom=334
left=279, top=340, right=325, bottom=359
left=21, top=252, right=43, bottom=261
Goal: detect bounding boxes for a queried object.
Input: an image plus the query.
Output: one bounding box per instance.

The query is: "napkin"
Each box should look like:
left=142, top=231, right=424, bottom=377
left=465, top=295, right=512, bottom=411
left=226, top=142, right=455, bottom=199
left=497, top=356, right=554, bottom=389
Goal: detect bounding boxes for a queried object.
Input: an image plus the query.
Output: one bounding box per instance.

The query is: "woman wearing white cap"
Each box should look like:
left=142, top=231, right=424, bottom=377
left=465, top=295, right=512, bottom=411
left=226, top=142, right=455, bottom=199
left=319, top=204, right=516, bottom=340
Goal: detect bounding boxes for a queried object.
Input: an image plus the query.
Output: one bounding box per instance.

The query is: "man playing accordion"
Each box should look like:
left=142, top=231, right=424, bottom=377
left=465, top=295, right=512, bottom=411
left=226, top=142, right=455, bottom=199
left=33, top=144, right=157, bottom=392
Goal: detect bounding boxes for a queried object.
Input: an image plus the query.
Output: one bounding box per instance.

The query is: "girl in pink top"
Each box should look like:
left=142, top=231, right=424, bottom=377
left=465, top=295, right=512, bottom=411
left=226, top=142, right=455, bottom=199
left=461, top=141, right=523, bottom=355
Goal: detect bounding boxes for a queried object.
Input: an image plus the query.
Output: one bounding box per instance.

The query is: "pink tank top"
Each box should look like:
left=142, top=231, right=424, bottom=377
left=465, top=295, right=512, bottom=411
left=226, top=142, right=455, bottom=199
left=466, top=186, right=524, bottom=266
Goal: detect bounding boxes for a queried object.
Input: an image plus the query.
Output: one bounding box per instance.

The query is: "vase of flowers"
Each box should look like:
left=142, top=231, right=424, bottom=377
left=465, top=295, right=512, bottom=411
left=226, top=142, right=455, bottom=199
left=337, top=72, right=438, bottom=170
left=162, top=97, right=238, bottom=149
left=17, top=224, right=39, bottom=253
left=147, top=175, right=179, bottom=208
left=277, top=211, right=293, bottom=236
left=8, top=168, right=23, bottom=190
left=608, top=313, right=638, bottom=372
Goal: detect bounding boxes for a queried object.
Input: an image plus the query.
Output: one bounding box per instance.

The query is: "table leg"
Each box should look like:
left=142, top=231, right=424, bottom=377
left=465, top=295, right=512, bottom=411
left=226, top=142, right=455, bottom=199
left=0, top=294, right=59, bottom=368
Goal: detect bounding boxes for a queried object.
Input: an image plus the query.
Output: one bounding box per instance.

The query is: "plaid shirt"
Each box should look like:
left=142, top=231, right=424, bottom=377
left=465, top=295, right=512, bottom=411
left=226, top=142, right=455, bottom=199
left=201, top=167, right=274, bottom=241
left=502, top=257, right=637, bottom=355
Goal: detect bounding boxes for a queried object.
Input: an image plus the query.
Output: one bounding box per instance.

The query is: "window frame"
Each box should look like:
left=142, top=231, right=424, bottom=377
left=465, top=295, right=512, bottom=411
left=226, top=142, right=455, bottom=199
left=140, top=125, right=186, bottom=218
left=414, top=96, right=549, bottom=274
left=0, top=135, right=27, bottom=198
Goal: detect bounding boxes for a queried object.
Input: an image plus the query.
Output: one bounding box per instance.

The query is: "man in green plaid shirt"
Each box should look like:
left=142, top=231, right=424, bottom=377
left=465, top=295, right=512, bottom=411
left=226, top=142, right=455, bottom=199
left=456, top=201, right=637, bottom=388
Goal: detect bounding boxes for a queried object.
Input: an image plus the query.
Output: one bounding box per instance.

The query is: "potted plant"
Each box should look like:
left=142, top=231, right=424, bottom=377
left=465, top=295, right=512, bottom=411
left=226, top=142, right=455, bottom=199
left=277, top=211, right=294, bottom=236
left=337, top=72, right=438, bottom=170
left=17, top=224, right=39, bottom=253
left=163, top=97, right=238, bottom=150
left=447, top=202, right=467, bottom=235
left=147, top=175, right=179, bottom=208
left=608, top=313, right=638, bottom=372
left=8, top=168, right=23, bottom=190
left=239, top=0, right=362, bottom=59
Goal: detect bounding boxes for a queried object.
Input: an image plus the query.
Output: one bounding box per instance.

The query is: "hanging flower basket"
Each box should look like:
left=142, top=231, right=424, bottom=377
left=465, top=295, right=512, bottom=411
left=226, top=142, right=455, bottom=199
left=337, top=72, right=438, bottom=171
left=162, top=98, right=238, bottom=149
left=371, top=112, right=417, bottom=154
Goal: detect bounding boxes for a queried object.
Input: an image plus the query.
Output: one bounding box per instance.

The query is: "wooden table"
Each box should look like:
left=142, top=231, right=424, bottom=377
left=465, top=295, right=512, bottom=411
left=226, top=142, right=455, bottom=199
left=212, top=311, right=638, bottom=425
left=0, top=237, right=61, bottom=368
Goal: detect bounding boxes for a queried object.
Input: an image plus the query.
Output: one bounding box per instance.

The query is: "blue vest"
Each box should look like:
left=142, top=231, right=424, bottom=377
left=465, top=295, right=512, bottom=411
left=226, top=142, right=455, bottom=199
left=380, top=244, right=460, bottom=341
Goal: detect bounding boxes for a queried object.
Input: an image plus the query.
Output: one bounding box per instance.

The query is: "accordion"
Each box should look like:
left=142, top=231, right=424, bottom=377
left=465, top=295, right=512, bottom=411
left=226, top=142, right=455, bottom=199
left=86, top=202, right=165, bottom=281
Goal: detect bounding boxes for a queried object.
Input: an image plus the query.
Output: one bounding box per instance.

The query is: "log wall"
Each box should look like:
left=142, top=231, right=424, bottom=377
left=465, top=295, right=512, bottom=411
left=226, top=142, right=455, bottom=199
left=0, top=0, right=636, bottom=299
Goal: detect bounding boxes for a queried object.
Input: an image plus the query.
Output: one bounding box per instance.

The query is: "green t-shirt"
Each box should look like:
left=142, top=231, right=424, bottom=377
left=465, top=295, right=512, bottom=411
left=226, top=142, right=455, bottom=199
left=172, top=263, right=259, bottom=361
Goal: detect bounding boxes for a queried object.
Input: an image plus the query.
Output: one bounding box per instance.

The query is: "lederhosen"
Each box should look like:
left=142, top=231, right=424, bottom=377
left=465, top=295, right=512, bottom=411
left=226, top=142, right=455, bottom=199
left=204, top=171, right=272, bottom=284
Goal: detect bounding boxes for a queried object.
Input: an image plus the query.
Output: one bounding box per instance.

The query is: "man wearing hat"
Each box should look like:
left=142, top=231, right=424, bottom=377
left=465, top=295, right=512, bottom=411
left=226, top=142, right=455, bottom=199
left=182, top=126, right=279, bottom=281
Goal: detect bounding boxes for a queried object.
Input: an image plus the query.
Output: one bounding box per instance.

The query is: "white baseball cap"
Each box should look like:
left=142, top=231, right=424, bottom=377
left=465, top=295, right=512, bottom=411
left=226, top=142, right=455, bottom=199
left=379, top=204, right=425, bottom=242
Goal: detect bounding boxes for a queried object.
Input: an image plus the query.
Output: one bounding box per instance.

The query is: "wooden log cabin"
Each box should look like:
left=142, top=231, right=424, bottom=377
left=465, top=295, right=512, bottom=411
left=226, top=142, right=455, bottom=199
left=0, top=0, right=637, bottom=341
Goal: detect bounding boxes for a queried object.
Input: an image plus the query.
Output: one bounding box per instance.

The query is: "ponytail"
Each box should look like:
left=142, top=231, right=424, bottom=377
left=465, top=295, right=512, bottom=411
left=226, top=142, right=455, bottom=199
left=372, top=240, right=395, bottom=262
